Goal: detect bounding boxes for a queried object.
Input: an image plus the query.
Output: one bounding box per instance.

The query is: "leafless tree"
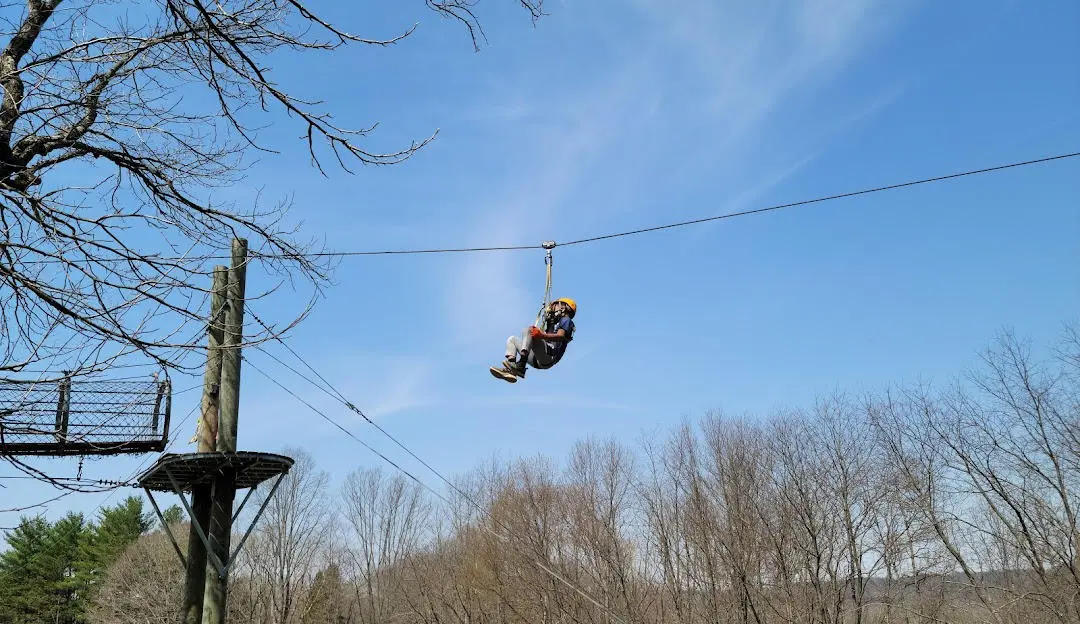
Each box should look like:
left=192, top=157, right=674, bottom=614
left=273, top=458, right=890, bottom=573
left=394, top=525, right=501, bottom=624
left=237, top=447, right=332, bottom=624
left=0, top=0, right=544, bottom=380
left=340, top=465, right=432, bottom=624
left=701, top=414, right=772, bottom=624
left=88, top=526, right=185, bottom=623
left=639, top=423, right=697, bottom=624
left=483, top=456, right=577, bottom=623
left=868, top=388, right=977, bottom=620
left=565, top=437, right=648, bottom=624
left=769, top=412, right=849, bottom=624
left=812, top=395, right=897, bottom=624
left=929, top=330, right=1080, bottom=623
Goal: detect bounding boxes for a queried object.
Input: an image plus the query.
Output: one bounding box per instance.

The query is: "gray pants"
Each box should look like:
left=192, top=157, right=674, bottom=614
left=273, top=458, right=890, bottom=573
left=506, top=331, right=558, bottom=369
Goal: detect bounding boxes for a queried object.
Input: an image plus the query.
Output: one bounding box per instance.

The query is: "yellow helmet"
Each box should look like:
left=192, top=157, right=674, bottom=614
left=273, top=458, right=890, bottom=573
left=553, top=297, right=577, bottom=318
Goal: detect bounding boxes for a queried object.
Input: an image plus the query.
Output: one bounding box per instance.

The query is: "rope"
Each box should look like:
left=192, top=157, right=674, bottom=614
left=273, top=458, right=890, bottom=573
left=534, top=247, right=554, bottom=328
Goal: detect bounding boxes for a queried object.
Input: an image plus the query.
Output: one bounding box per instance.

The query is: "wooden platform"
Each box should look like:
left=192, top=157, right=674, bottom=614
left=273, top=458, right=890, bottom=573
left=136, top=451, right=294, bottom=492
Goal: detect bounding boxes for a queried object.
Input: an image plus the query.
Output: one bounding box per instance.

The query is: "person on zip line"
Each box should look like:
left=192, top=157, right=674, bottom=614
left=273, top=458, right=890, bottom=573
left=490, top=297, right=576, bottom=383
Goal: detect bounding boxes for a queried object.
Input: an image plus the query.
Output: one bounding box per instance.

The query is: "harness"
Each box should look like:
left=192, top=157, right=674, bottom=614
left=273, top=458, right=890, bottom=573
left=527, top=241, right=573, bottom=369
left=533, top=241, right=574, bottom=339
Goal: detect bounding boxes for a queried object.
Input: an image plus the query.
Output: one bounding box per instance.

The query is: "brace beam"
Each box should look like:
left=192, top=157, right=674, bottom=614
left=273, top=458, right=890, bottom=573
left=166, top=467, right=227, bottom=577
left=232, top=483, right=257, bottom=524
left=228, top=471, right=287, bottom=567
left=144, top=487, right=188, bottom=569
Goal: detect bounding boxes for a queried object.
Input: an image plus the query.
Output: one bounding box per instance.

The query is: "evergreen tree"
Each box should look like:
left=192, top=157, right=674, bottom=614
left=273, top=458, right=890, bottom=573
left=0, top=517, right=52, bottom=624
left=49, top=514, right=92, bottom=624
left=159, top=504, right=184, bottom=529
left=0, top=513, right=91, bottom=624
left=302, top=564, right=349, bottom=624
left=85, top=496, right=152, bottom=573
left=0, top=497, right=154, bottom=624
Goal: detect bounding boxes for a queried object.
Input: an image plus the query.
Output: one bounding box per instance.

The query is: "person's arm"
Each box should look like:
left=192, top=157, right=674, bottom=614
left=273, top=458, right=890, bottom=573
left=530, top=318, right=570, bottom=341
left=531, top=327, right=567, bottom=342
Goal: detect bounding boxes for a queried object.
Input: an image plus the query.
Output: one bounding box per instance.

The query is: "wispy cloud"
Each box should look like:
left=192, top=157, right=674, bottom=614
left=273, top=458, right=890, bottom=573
left=627, top=0, right=910, bottom=173
left=241, top=349, right=439, bottom=443
left=317, top=352, right=440, bottom=420
left=437, top=0, right=910, bottom=378
left=440, top=60, right=661, bottom=352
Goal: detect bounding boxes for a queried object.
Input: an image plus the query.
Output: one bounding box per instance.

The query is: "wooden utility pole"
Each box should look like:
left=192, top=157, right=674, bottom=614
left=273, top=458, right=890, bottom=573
left=199, top=266, right=229, bottom=452
left=202, top=238, right=247, bottom=624
left=217, top=238, right=246, bottom=453
left=181, top=266, right=227, bottom=624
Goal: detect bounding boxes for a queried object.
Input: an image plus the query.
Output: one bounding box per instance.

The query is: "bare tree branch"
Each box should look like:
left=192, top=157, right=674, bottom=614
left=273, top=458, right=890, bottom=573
left=0, top=0, right=545, bottom=380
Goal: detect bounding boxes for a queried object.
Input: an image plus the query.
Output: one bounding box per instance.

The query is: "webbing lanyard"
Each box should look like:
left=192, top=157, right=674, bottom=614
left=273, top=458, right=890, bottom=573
left=534, top=241, right=556, bottom=327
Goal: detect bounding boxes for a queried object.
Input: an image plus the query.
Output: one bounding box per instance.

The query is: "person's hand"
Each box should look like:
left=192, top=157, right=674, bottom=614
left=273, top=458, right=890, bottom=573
left=529, top=326, right=542, bottom=338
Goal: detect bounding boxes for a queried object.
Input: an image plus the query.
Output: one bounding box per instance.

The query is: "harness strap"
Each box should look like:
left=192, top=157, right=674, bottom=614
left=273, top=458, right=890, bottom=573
left=534, top=243, right=555, bottom=328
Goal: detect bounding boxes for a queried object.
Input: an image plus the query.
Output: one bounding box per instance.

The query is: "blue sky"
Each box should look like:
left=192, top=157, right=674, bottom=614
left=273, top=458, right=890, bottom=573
left=2, top=0, right=1078, bottom=524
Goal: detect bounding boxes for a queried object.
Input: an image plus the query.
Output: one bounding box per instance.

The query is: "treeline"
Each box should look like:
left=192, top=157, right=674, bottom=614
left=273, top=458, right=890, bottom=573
left=0, top=497, right=181, bottom=623
left=5, top=327, right=1079, bottom=624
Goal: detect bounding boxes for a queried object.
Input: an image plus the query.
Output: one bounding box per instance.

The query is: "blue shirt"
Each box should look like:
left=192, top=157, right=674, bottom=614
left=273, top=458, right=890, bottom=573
left=546, top=315, right=574, bottom=361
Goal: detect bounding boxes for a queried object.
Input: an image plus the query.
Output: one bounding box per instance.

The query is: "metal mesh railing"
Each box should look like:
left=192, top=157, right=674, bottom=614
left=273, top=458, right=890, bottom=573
left=0, top=378, right=170, bottom=455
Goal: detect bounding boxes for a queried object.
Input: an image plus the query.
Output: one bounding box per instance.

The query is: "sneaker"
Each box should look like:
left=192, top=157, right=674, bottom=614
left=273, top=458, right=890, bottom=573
left=501, top=354, right=522, bottom=373
left=489, top=365, right=517, bottom=383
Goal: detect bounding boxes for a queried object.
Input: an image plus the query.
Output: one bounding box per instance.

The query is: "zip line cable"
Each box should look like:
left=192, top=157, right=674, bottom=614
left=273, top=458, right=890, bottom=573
left=242, top=357, right=432, bottom=490
left=10, top=150, right=1079, bottom=266
left=557, top=151, right=1080, bottom=247
left=253, top=150, right=1080, bottom=257
left=0, top=402, right=201, bottom=521
left=247, top=312, right=481, bottom=503
left=243, top=348, right=632, bottom=624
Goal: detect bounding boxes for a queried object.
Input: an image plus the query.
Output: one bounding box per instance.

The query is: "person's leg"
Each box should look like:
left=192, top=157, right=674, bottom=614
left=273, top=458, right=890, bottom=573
left=491, top=335, right=524, bottom=382
left=496, top=332, right=522, bottom=375
left=502, top=332, right=528, bottom=377
left=508, top=333, right=529, bottom=360
left=505, top=334, right=523, bottom=360
left=520, top=329, right=536, bottom=357
left=512, top=329, right=535, bottom=363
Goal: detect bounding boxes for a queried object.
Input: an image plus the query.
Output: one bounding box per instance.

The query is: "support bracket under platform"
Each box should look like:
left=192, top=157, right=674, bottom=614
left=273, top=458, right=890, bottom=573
left=136, top=451, right=293, bottom=577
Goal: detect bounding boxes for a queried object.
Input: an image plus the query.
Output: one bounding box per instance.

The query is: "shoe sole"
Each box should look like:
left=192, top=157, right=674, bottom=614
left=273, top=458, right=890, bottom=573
left=489, top=367, right=517, bottom=383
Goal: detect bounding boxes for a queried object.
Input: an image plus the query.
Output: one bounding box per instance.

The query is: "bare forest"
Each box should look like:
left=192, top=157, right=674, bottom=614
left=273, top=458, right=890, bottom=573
left=66, top=326, right=1080, bottom=624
